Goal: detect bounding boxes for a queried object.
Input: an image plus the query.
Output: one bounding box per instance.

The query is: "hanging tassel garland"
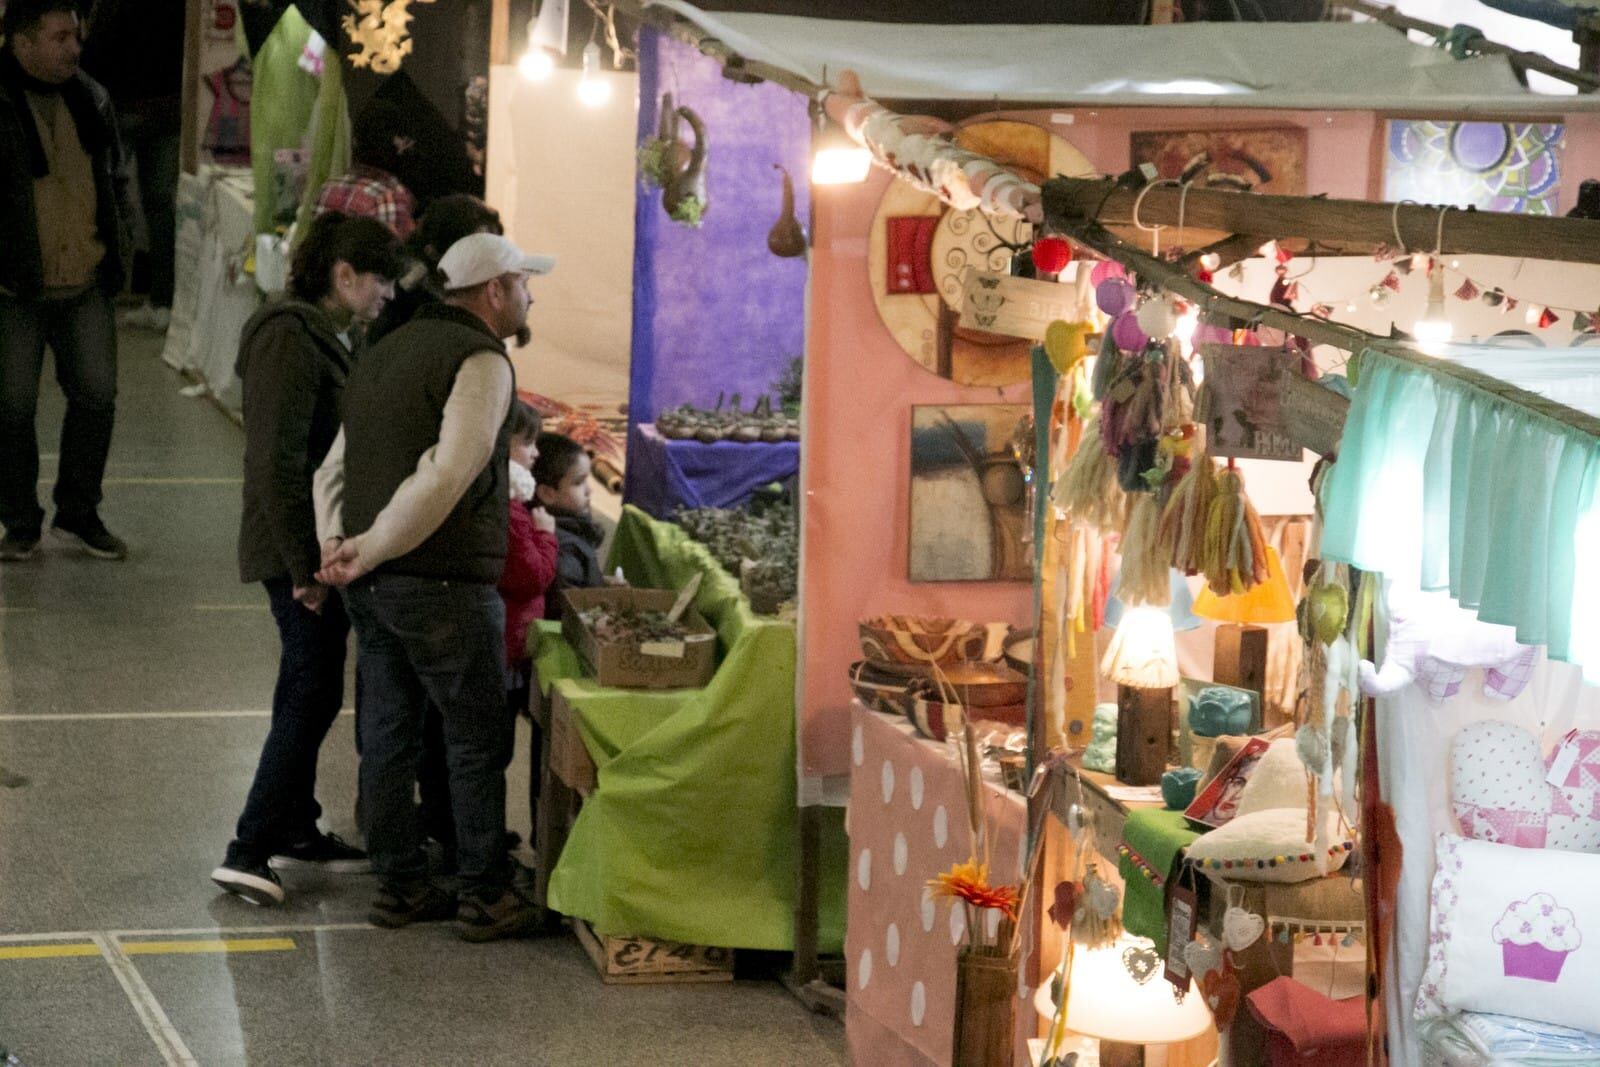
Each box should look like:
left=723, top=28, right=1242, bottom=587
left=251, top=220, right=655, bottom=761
left=1118, top=494, right=1171, bottom=608
left=1201, top=468, right=1269, bottom=595
left=1055, top=417, right=1127, bottom=532
left=1158, top=457, right=1218, bottom=575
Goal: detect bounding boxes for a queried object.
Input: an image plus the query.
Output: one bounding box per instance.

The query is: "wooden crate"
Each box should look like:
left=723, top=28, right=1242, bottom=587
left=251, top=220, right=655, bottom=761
left=548, top=691, right=596, bottom=795
left=573, top=920, right=735, bottom=985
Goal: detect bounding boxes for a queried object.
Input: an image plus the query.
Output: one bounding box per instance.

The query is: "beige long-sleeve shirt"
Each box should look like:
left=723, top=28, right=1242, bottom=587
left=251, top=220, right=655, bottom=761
left=314, top=351, right=513, bottom=572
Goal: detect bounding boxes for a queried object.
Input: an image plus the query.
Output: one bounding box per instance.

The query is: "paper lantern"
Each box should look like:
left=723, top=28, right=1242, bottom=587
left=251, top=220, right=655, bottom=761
left=1097, top=278, right=1136, bottom=317
left=1135, top=295, right=1180, bottom=339
left=1111, top=312, right=1149, bottom=352
left=1193, top=322, right=1232, bottom=348
left=1090, top=259, right=1127, bottom=286
left=1033, top=236, right=1074, bottom=274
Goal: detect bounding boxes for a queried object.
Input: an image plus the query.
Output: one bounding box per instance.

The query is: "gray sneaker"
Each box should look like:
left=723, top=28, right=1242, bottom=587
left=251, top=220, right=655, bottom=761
left=0, top=529, right=40, bottom=561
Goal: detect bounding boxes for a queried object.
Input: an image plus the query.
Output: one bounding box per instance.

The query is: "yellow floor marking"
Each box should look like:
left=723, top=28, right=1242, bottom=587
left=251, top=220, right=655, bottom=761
left=0, top=942, right=101, bottom=959
left=120, top=938, right=295, bottom=956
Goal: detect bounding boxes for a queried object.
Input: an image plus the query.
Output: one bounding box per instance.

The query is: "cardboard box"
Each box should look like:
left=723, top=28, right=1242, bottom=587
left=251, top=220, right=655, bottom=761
left=573, top=920, right=734, bottom=985
left=560, top=587, right=717, bottom=690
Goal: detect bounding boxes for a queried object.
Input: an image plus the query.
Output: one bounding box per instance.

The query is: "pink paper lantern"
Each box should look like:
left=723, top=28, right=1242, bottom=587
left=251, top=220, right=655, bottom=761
left=1090, top=260, right=1127, bottom=286
left=1111, top=312, right=1149, bottom=352
left=1096, top=278, right=1136, bottom=317
left=1193, top=323, right=1232, bottom=348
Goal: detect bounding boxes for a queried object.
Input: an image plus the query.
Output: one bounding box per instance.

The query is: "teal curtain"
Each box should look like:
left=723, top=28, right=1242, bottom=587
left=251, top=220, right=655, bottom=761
left=1321, top=347, right=1600, bottom=680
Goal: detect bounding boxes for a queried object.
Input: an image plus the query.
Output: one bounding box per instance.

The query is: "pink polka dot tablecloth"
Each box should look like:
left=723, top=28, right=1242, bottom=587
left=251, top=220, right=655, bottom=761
left=845, top=702, right=1035, bottom=1066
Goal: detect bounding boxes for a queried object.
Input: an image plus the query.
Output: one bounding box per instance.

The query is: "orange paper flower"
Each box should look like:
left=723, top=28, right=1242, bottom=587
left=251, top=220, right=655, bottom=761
left=927, top=860, right=1020, bottom=920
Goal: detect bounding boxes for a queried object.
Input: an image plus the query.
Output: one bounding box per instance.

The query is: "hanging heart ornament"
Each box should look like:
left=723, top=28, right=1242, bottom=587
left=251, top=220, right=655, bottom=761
left=1086, top=872, right=1120, bottom=919
left=1307, top=581, right=1349, bottom=647
left=1223, top=906, right=1266, bottom=952
left=1202, top=966, right=1242, bottom=1029
left=1183, top=934, right=1224, bottom=981
left=1122, top=945, right=1162, bottom=985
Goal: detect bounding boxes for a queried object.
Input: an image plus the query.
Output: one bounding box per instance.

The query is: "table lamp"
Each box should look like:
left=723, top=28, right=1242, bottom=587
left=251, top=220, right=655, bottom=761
left=1101, top=604, right=1179, bottom=786
left=1192, top=546, right=1295, bottom=700
left=1033, top=933, right=1213, bottom=1066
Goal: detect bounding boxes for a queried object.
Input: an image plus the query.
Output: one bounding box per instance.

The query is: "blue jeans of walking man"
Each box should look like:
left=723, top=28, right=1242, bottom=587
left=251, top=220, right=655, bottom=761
left=0, top=289, right=117, bottom=536
left=343, top=572, right=513, bottom=897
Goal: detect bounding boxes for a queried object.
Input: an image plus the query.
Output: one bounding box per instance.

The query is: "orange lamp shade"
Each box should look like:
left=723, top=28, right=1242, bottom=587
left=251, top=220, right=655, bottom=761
left=1192, top=546, right=1296, bottom=625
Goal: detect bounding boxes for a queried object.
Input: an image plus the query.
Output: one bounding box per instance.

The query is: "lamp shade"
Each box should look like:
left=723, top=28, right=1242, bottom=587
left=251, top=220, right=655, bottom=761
left=1106, top=568, right=1202, bottom=632
left=1192, top=546, right=1296, bottom=625
left=1033, top=936, right=1214, bottom=1044
left=1101, top=605, right=1179, bottom=688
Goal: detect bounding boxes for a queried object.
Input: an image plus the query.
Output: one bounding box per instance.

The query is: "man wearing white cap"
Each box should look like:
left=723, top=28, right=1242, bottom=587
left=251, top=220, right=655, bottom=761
left=312, top=232, right=554, bottom=942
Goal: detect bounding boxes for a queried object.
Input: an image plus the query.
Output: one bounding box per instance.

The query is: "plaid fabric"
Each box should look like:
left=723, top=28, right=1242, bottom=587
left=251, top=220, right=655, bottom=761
left=313, top=165, right=416, bottom=239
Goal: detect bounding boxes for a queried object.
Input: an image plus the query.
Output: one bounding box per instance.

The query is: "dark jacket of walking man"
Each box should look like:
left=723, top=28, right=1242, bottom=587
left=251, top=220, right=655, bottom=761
left=0, top=0, right=133, bottom=561
left=314, top=232, right=555, bottom=942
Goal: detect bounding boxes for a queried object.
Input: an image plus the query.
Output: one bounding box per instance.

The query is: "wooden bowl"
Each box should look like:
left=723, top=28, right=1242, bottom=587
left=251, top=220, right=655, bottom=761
left=906, top=698, right=1027, bottom=742
left=916, top=663, right=1028, bottom=708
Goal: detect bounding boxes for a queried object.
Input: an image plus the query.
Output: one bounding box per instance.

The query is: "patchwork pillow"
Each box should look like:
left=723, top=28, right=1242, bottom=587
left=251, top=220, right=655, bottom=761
left=1451, top=721, right=1600, bottom=852
left=1186, top=808, right=1354, bottom=884
left=1418, top=834, right=1600, bottom=1032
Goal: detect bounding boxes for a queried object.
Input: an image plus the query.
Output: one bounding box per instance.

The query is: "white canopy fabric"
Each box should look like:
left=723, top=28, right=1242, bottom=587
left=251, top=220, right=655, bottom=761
left=652, top=2, right=1600, bottom=113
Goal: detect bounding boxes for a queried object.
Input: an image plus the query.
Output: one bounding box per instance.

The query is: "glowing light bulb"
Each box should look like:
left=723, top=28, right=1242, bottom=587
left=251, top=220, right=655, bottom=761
left=1413, top=268, right=1451, bottom=354
left=811, top=122, right=871, bottom=185
left=518, top=47, right=554, bottom=82
left=577, top=42, right=610, bottom=107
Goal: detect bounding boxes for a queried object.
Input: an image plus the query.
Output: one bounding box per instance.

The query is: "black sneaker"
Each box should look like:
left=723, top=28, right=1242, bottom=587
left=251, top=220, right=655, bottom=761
left=50, top=515, right=127, bottom=560
left=456, top=884, right=545, bottom=943
left=0, top=529, right=40, bottom=562
left=269, top=832, right=371, bottom=874
left=211, top=860, right=286, bottom=907
left=368, top=880, right=457, bottom=929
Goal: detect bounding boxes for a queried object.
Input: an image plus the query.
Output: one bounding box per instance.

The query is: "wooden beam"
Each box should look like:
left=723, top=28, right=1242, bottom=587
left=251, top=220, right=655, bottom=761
left=490, top=0, right=513, bottom=67
left=1044, top=176, right=1600, bottom=266
left=1330, top=0, right=1600, bottom=93
left=178, top=0, right=204, bottom=174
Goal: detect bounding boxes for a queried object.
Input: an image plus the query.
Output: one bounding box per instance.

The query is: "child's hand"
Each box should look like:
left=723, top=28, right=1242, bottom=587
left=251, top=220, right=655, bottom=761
left=530, top=506, right=556, bottom=535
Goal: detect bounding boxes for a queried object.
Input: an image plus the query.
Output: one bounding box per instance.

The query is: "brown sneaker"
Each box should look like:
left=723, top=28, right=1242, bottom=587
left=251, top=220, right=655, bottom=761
left=456, top=885, right=545, bottom=943
left=369, top=880, right=456, bottom=929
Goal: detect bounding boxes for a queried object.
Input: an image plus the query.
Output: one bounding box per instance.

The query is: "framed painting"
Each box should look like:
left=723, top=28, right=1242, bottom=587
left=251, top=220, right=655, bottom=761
left=908, top=404, right=1031, bottom=582
left=1129, top=127, right=1308, bottom=195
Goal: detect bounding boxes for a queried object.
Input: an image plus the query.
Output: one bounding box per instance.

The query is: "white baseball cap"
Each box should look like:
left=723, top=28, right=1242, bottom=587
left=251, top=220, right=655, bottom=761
left=438, top=233, right=556, bottom=290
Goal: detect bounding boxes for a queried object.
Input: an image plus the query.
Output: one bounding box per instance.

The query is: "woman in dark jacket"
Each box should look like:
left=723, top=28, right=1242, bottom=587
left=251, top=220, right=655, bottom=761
left=212, top=213, right=402, bottom=907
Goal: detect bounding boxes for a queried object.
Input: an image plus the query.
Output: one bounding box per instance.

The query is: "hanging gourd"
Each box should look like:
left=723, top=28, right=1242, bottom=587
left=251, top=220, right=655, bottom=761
left=767, top=165, right=806, bottom=257
left=662, top=106, right=709, bottom=228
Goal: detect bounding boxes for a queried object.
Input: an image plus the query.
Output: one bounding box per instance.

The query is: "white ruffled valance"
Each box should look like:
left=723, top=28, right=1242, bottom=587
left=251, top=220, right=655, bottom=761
left=1321, top=346, right=1600, bottom=681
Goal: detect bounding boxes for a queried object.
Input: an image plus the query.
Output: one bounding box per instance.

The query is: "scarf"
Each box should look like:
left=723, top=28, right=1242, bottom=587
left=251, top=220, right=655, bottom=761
left=1, top=46, right=107, bottom=178
left=508, top=462, right=536, bottom=503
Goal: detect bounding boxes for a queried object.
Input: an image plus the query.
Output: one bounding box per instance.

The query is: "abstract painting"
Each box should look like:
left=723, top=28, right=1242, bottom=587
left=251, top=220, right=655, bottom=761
left=1130, top=128, right=1307, bottom=195
left=909, top=404, right=1031, bottom=582
left=1384, top=120, right=1564, bottom=215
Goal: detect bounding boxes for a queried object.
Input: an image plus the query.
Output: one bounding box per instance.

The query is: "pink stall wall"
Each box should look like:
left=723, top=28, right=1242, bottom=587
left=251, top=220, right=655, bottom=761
left=798, top=106, right=1600, bottom=782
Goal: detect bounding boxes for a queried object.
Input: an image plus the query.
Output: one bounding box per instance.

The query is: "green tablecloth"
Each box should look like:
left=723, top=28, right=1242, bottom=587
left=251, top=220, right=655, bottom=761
left=537, top=506, right=845, bottom=952
left=1118, top=808, right=1202, bottom=955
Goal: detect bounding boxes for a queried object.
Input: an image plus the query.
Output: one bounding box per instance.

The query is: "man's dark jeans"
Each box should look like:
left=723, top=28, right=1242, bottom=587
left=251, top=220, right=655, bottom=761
left=0, top=290, right=117, bottom=536
left=344, top=573, right=512, bottom=897
left=121, top=112, right=180, bottom=308
left=227, top=578, right=349, bottom=863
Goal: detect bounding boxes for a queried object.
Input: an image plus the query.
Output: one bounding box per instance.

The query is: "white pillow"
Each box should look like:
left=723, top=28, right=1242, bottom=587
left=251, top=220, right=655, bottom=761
left=1237, top=738, right=1308, bottom=817
left=1185, top=808, right=1353, bottom=884
left=1417, top=834, right=1600, bottom=1032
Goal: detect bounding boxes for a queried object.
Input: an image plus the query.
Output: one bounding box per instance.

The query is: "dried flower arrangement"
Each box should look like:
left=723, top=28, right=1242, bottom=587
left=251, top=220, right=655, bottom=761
left=576, top=604, right=695, bottom=645
left=673, top=499, right=797, bottom=613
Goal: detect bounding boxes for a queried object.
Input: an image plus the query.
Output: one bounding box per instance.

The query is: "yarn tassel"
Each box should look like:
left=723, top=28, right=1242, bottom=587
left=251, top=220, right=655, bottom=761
left=1202, top=468, right=1268, bottom=595
left=1118, top=494, right=1170, bottom=607
left=1158, top=457, right=1217, bottom=574
left=1055, top=417, right=1126, bottom=532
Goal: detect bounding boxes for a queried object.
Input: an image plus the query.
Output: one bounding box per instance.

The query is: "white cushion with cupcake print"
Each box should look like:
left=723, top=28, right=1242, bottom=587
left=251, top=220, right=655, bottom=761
left=1417, top=834, right=1600, bottom=1032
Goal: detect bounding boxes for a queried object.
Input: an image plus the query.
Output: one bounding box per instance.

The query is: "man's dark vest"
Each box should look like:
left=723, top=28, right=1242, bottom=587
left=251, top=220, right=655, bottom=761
left=341, top=303, right=513, bottom=583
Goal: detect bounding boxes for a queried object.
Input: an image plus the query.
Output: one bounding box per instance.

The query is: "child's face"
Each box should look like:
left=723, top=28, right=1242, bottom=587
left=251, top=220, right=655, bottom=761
left=510, top=433, right=538, bottom=472
left=538, top=452, right=592, bottom=515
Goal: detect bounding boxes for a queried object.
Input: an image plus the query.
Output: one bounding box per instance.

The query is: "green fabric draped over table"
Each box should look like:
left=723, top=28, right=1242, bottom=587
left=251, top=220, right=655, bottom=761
left=250, top=5, right=350, bottom=236
left=536, top=506, right=845, bottom=951
left=1321, top=347, right=1600, bottom=681
left=1118, top=808, right=1201, bottom=954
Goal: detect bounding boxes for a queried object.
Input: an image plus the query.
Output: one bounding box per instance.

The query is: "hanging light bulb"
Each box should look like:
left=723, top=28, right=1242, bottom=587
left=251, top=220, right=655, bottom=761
left=1413, top=266, right=1451, bottom=353
left=811, top=121, right=871, bottom=185
left=518, top=47, right=555, bottom=82
left=520, top=0, right=565, bottom=82
left=576, top=41, right=611, bottom=107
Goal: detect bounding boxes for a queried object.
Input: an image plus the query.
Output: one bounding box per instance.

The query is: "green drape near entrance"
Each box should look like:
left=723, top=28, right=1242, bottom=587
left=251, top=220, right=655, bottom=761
left=249, top=5, right=349, bottom=235
left=538, top=506, right=846, bottom=951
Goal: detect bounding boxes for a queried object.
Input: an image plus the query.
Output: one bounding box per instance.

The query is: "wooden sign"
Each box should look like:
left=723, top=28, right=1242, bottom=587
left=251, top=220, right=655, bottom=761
left=958, top=269, right=1077, bottom=341
left=1197, top=345, right=1302, bottom=462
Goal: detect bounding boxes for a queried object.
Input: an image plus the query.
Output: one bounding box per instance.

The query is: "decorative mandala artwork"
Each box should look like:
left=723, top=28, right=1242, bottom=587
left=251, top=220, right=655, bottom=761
left=1384, top=120, right=1564, bottom=215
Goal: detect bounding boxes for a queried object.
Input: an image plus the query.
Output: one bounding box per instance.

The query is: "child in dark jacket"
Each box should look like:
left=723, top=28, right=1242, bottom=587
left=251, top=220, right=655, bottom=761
left=533, top=432, right=609, bottom=619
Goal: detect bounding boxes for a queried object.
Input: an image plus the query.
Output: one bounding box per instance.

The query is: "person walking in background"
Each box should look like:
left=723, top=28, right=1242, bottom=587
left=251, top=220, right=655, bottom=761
left=314, top=233, right=555, bottom=942
left=0, top=0, right=134, bottom=562
left=314, top=98, right=418, bottom=240
left=211, top=213, right=403, bottom=907
left=81, top=0, right=184, bottom=333
left=366, top=193, right=503, bottom=347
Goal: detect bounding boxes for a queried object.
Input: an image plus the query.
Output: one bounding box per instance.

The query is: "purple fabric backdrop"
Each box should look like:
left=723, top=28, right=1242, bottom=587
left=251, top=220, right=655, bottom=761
left=627, top=28, right=811, bottom=435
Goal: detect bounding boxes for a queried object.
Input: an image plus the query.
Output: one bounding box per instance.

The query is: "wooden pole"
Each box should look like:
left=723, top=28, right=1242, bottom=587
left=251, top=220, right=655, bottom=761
left=1330, top=0, right=1600, bottom=93
left=490, top=0, right=513, bottom=67
left=178, top=0, right=204, bottom=175
left=1044, top=175, right=1600, bottom=266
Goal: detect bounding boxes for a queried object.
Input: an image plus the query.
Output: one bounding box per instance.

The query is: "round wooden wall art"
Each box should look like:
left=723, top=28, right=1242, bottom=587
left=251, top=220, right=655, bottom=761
left=868, top=120, right=1093, bottom=387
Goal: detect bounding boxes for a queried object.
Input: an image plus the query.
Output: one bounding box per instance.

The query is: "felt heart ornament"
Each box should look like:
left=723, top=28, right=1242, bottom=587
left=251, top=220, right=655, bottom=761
left=1122, top=945, right=1161, bottom=985
left=1307, top=581, right=1349, bottom=646
left=1450, top=720, right=1600, bottom=853
left=1086, top=872, right=1120, bottom=919
left=1223, top=907, right=1266, bottom=952
left=1184, top=934, right=1225, bottom=981
left=1202, top=966, right=1242, bottom=1030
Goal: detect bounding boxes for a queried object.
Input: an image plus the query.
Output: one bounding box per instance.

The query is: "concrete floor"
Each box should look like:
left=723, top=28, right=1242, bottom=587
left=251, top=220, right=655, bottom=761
left=0, top=327, right=846, bottom=1066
